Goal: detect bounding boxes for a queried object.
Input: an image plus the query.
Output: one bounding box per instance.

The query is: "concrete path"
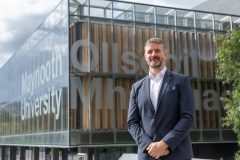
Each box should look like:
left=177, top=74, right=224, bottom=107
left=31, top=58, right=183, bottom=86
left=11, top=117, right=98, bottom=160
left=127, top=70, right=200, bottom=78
left=118, top=154, right=216, bottom=160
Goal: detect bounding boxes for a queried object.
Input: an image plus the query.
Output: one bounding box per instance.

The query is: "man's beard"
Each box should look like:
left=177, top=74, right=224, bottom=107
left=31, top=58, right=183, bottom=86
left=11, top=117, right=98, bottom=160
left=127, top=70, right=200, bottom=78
left=148, top=57, right=163, bottom=68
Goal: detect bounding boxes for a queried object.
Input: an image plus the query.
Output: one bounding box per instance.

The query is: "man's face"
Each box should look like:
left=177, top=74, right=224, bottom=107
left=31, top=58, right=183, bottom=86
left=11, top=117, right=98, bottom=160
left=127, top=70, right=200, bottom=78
left=144, top=43, right=167, bottom=69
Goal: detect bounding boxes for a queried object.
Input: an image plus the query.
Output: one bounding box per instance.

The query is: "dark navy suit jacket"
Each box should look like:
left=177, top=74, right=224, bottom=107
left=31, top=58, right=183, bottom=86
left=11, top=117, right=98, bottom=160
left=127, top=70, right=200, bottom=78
left=127, top=70, right=194, bottom=160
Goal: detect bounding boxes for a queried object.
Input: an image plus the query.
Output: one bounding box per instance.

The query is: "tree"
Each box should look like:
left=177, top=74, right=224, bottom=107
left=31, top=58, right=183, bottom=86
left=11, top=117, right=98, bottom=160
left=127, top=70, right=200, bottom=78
left=216, top=29, right=240, bottom=160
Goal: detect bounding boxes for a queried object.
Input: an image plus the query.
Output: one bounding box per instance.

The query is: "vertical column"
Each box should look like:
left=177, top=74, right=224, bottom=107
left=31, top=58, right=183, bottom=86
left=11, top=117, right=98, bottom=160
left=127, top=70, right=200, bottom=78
left=52, top=148, right=59, bottom=160
left=33, top=147, right=39, bottom=160
left=61, top=149, right=68, bottom=160
left=88, top=148, right=94, bottom=160
left=45, top=148, right=51, bottom=160
left=0, top=146, right=5, bottom=160
left=10, top=146, right=16, bottom=160
left=19, top=147, right=26, bottom=160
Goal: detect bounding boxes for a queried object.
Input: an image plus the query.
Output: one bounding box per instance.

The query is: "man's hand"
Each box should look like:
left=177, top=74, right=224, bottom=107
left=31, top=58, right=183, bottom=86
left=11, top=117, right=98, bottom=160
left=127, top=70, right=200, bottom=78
left=146, top=140, right=169, bottom=159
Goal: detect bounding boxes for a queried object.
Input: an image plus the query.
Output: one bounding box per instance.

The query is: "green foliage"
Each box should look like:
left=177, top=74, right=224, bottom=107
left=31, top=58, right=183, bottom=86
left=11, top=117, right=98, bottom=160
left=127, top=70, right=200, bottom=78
left=235, top=151, right=240, bottom=160
left=217, top=29, right=240, bottom=84
left=216, top=29, right=240, bottom=160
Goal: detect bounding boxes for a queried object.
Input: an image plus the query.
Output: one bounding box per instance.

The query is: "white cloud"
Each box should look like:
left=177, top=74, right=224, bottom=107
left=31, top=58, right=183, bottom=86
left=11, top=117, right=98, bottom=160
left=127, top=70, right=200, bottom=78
left=0, top=0, right=206, bottom=68
left=0, top=0, right=59, bottom=20
left=0, top=21, right=14, bottom=42
left=0, top=0, right=60, bottom=68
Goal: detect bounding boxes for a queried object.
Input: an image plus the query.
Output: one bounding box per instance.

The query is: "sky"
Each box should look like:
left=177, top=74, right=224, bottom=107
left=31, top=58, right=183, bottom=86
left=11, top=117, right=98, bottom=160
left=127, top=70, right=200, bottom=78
left=0, top=0, right=206, bottom=68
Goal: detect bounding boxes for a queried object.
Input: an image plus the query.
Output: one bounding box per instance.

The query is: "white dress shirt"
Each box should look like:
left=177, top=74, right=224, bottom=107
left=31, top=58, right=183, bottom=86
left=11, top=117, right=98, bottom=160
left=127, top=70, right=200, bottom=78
left=149, top=67, right=167, bottom=110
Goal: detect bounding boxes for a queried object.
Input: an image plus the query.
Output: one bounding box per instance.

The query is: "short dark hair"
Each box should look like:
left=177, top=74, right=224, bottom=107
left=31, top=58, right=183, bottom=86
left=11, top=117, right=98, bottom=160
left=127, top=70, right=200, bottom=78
left=144, top=37, right=166, bottom=51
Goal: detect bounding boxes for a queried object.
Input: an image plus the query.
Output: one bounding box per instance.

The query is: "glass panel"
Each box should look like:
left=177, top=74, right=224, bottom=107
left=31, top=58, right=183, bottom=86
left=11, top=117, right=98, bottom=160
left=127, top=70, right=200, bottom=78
left=190, top=130, right=201, bottom=142
left=156, top=7, right=175, bottom=26
left=69, top=0, right=89, bottom=16
left=90, top=23, right=113, bottom=73
left=195, top=12, right=213, bottom=29
left=90, top=0, right=111, bottom=8
left=222, top=129, right=237, bottom=141
left=232, top=16, right=240, bottom=28
left=135, top=4, right=155, bottom=23
left=70, top=76, right=90, bottom=130
left=113, top=1, right=133, bottom=21
left=0, top=0, right=69, bottom=146
left=200, top=81, right=220, bottom=129
left=202, top=130, right=220, bottom=142
left=90, top=6, right=105, bottom=18
left=176, top=30, right=199, bottom=75
left=214, top=14, right=231, bottom=31
left=176, top=10, right=194, bottom=28
left=197, top=32, right=216, bottom=78
left=112, top=23, right=135, bottom=74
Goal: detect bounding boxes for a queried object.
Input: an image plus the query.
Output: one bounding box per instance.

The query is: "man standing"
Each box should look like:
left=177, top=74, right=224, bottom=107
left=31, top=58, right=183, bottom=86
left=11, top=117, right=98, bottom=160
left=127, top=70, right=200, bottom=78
left=127, top=38, right=194, bottom=160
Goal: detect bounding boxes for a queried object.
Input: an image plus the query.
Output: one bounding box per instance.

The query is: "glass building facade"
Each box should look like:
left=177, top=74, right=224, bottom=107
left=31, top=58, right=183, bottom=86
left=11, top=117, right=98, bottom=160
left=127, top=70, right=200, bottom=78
left=0, top=0, right=69, bottom=146
left=0, top=0, right=240, bottom=159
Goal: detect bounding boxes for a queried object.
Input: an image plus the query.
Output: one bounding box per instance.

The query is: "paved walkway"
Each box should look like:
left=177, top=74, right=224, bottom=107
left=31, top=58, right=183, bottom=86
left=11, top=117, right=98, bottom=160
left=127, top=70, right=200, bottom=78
left=119, top=154, right=216, bottom=160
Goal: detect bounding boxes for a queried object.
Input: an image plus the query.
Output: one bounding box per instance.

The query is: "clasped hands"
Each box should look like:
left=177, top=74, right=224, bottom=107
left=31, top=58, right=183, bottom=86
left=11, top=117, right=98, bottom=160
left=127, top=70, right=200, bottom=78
left=146, top=140, right=169, bottom=159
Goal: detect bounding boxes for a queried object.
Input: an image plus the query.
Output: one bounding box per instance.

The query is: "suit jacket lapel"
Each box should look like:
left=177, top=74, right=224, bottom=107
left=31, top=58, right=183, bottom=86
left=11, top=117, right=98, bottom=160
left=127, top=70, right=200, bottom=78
left=143, top=76, right=155, bottom=113
left=156, top=70, right=172, bottom=111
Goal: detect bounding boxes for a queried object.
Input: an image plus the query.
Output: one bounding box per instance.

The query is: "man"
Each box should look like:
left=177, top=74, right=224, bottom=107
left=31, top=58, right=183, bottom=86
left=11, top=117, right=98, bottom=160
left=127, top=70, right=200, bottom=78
left=127, top=37, right=194, bottom=160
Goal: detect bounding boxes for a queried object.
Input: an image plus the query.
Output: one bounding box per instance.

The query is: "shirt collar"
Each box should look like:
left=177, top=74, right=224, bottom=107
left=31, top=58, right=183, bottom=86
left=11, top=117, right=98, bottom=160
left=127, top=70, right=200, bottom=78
left=149, top=67, right=167, bottom=81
